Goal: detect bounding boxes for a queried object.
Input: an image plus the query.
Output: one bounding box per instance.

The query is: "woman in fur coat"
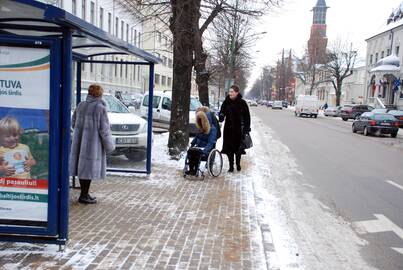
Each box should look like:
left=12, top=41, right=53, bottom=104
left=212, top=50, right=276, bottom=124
left=219, top=85, right=251, bottom=172
left=69, top=84, right=115, bottom=204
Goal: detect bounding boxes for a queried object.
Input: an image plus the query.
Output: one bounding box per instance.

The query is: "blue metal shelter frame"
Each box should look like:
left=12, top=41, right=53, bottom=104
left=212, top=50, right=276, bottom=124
left=0, top=0, right=160, bottom=245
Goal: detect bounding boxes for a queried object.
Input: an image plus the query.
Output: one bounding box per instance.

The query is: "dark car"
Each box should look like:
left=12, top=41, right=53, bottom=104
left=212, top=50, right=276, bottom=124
left=341, top=104, right=374, bottom=121
left=388, top=110, right=403, bottom=128
left=282, top=101, right=288, bottom=108
left=352, top=112, right=399, bottom=137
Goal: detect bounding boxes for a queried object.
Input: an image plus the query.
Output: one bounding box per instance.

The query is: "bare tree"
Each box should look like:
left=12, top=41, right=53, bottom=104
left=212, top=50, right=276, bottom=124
left=325, top=40, right=357, bottom=106
left=294, top=49, right=321, bottom=96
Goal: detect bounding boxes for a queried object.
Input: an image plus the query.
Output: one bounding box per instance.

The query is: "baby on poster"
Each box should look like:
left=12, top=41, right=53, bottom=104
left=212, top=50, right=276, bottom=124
left=0, top=116, right=36, bottom=179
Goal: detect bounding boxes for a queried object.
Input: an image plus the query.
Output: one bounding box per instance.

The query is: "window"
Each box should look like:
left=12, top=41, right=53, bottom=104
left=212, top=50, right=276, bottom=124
left=138, top=32, right=142, bottom=47
left=115, top=17, right=119, bottom=37
left=126, top=23, right=129, bottom=42
left=142, top=95, right=161, bottom=109
left=125, top=64, right=128, bottom=79
left=375, top=53, right=378, bottom=63
left=168, top=58, right=173, bottom=68
left=90, top=57, right=94, bottom=73
left=162, top=56, right=167, bottom=66
left=133, top=64, right=136, bottom=81
left=381, top=51, right=384, bottom=58
left=82, top=0, right=86, bottom=20
left=369, top=55, right=373, bottom=65
left=162, top=75, right=166, bottom=85
left=99, top=8, right=104, bottom=29
left=137, top=66, right=141, bottom=81
left=168, top=77, right=172, bottom=86
left=164, top=35, right=168, bottom=46
left=108, top=13, right=112, bottom=33
left=90, top=1, right=95, bottom=24
left=72, top=0, right=77, bottom=15
left=134, top=29, right=137, bottom=45
left=162, top=97, right=172, bottom=111
left=121, top=21, right=124, bottom=40
left=120, top=59, right=123, bottom=77
left=155, top=74, right=160, bottom=85
left=156, top=31, right=162, bottom=43
left=387, top=48, right=391, bottom=56
left=396, top=46, right=400, bottom=56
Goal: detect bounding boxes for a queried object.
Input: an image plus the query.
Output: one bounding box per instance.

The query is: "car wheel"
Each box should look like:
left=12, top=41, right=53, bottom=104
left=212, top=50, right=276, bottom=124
left=363, top=127, right=369, bottom=136
left=342, top=117, right=348, bottom=121
left=125, top=151, right=147, bottom=162
left=352, top=124, right=357, bottom=133
left=314, top=115, right=318, bottom=118
left=391, top=131, right=398, bottom=138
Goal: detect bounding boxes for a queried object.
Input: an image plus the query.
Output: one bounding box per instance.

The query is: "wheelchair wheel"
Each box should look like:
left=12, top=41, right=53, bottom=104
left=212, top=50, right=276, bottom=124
left=207, top=149, right=223, bottom=177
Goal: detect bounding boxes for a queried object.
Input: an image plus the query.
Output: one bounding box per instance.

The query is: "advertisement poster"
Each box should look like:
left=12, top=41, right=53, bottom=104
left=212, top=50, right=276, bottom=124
left=0, top=46, right=50, bottom=226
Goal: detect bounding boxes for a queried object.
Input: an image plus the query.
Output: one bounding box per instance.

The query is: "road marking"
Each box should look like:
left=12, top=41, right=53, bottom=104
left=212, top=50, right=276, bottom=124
left=391, top=247, right=403, bottom=255
left=386, top=180, right=403, bottom=191
left=354, top=214, right=403, bottom=240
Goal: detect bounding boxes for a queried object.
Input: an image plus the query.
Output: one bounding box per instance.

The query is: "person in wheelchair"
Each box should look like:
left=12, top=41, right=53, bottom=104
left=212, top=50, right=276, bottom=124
left=185, top=108, right=217, bottom=176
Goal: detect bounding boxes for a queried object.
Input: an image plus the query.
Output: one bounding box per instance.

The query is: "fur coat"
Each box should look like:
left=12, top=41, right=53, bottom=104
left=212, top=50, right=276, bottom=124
left=69, top=95, right=115, bottom=180
left=191, top=110, right=217, bottom=155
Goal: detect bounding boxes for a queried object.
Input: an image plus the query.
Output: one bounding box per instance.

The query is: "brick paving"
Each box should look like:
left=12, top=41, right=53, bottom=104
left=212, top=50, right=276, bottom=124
left=0, top=145, right=273, bottom=269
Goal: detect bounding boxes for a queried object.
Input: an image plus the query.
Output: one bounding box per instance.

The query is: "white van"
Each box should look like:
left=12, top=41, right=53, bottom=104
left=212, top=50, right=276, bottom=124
left=73, top=91, right=148, bottom=161
left=295, top=95, right=319, bottom=118
left=140, top=91, right=202, bottom=135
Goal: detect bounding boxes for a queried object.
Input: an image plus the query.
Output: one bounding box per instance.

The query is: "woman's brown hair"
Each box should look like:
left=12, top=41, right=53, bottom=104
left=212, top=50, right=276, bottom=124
left=88, top=84, right=104, bottom=98
left=230, top=85, right=240, bottom=93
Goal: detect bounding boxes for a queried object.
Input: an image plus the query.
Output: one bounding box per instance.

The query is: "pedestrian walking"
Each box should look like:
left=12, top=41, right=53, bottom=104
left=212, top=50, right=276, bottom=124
left=69, top=84, right=115, bottom=204
left=219, top=85, right=251, bottom=172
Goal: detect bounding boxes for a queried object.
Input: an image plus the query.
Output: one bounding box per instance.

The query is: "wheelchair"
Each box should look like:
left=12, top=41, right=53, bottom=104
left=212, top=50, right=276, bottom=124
left=183, top=147, right=223, bottom=179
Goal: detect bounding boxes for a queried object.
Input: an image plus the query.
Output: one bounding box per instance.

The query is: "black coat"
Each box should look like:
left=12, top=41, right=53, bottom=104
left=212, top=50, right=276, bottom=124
left=219, top=94, right=251, bottom=155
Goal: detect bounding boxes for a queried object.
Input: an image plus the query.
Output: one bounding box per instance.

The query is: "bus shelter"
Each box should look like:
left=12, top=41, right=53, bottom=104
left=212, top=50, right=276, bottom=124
left=0, top=0, right=160, bottom=245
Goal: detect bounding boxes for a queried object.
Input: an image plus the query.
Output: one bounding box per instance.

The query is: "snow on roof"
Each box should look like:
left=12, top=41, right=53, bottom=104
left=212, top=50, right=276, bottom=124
left=371, top=54, right=400, bottom=73
left=367, top=2, right=403, bottom=40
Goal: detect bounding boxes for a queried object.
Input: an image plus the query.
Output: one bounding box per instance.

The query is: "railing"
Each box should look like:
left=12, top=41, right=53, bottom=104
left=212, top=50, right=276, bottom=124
left=367, top=97, right=386, bottom=108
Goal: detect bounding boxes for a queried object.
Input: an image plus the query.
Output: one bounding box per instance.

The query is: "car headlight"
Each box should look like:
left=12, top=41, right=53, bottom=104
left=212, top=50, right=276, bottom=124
left=140, top=123, right=148, bottom=133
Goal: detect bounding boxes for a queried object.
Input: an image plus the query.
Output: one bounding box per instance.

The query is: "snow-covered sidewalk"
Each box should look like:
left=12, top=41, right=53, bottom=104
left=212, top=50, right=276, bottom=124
left=0, top=128, right=280, bottom=269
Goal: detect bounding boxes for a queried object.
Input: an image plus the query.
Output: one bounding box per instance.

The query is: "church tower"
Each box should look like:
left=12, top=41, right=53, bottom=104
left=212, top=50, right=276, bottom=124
left=308, top=0, right=329, bottom=64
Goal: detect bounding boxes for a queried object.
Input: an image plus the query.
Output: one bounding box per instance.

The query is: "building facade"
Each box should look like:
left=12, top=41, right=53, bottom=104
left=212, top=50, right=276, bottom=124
left=365, top=2, right=403, bottom=109
left=41, top=0, right=174, bottom=97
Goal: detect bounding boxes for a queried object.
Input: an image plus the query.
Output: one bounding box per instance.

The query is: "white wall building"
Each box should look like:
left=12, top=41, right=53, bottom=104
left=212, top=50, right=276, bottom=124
left=365, top=2, right=403, bottom=109
left=41, top=0, right=149, bottom=97
left=142, top=17, right=173, bottom=92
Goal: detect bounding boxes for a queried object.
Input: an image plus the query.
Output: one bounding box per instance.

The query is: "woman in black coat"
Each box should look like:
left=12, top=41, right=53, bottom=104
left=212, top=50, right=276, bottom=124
left=219, top=85, right=251, bottom=172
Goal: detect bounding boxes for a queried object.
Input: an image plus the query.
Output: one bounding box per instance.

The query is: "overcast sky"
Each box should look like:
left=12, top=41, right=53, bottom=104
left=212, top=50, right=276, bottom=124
left=246, top=0, right=403, bottom=91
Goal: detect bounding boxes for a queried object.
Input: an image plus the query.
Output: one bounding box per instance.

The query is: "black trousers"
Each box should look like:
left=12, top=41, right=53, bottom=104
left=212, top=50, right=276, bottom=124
left=187, top=148, right=203, bottom=174
left=227, top=153, right=241, bottom=168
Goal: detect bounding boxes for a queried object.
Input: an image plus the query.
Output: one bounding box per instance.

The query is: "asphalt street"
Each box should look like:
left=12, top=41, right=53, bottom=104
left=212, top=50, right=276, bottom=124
left=253, top=106, right=403, bottom=270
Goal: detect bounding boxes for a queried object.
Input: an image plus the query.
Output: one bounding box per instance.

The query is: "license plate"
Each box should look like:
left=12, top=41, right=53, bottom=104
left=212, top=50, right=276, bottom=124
left=380, top=123, right=390, bottom=126
left=116, top=137, right=138, bottom=144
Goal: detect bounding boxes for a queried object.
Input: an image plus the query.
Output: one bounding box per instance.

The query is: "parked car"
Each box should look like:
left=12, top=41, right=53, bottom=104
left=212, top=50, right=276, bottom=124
left=267, top=100, right=274, bottom=107
left=324, top=106, right=340, bottom=117
left=341, top=104, right=374, bottom=121
left=250, top=100, right=258, bottom=107
left=282, top=100, right=289, bottom=108
left=388, top=110, right=403, bottom=128
left=352, top=112, right=399, bottom=137
left=272, top=101, right=283, bottom=110
left=371, top=108, right=388, bottom=114
left=140, top=91, right=202, bottom=135
left=294, top=95, right=319, bottom=118
left=336, top=105, right=351, bottom=117
left=73, top=91, right=148, bottom=161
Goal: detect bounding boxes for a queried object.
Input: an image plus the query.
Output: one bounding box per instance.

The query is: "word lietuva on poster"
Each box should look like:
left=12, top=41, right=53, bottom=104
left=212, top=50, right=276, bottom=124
left=0, top=80, right=23, bottom=96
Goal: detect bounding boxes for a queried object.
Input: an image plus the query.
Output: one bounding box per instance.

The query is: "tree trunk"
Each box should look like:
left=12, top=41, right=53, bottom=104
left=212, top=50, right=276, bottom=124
left=168, top=0, right=195, bottom=156
left=193, top=0, right=209, bottom=107
left=335, top=80, right=342, bottom=106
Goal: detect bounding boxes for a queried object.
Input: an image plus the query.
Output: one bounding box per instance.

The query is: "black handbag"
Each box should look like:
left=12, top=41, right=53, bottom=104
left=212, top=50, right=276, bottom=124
left=241, top=133, right=253, bottom=149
